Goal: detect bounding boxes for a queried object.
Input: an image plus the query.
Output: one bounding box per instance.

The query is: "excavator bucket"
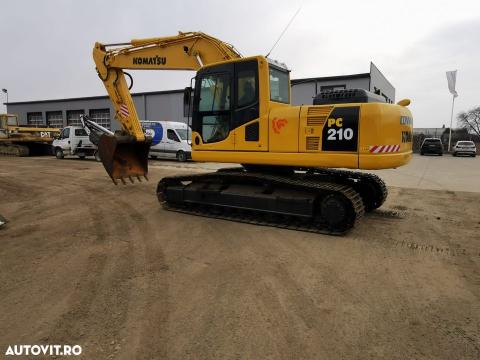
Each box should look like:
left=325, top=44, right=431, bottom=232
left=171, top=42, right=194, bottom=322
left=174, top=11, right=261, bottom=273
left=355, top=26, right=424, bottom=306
left=97, top=134, right=151, bottom=184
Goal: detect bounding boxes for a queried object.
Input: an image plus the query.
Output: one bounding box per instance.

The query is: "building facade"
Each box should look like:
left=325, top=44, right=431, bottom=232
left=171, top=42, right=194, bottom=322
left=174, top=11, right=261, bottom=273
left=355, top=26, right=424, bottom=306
left=291, top=62, right=395, bottom=106
left=5, top=63, right=394, bottom=131
left=6, top=90, right=186, bottom=131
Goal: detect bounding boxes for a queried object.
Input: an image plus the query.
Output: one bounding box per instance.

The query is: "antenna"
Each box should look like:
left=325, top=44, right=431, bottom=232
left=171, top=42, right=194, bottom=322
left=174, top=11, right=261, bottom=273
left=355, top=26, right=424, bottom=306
left=266, top=3, right=303, bottom=58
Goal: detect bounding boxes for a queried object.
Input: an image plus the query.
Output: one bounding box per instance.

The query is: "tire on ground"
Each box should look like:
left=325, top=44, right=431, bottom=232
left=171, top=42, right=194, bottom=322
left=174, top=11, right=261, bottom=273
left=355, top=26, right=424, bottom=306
left=55, top=148, right=64, bottom=159
left=176, top=150, right=187, bottom=162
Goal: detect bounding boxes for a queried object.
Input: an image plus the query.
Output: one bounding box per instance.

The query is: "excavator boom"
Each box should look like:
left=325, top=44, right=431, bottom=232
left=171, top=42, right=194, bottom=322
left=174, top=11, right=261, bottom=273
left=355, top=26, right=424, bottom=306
left=93, top=32, right=241, bottom=182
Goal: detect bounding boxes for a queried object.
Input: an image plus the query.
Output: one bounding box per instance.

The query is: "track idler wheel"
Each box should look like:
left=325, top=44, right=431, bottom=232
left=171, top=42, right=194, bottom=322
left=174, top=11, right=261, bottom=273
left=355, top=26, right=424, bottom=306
left=356, top=176, right=387, bottom=212
left=317, top=193, right=354, bottom=231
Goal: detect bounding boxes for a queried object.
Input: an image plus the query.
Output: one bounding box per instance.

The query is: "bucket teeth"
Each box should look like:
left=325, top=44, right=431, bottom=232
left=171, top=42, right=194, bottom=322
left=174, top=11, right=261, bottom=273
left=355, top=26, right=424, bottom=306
left=120, top=177, right=127, bottom=185
left=129, top=176, right=134, bottom=184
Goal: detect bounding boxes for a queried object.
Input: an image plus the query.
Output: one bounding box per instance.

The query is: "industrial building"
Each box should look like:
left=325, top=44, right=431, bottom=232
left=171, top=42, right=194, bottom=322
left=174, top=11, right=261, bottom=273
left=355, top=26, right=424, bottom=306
left=5, top=62, right=394, bottom=131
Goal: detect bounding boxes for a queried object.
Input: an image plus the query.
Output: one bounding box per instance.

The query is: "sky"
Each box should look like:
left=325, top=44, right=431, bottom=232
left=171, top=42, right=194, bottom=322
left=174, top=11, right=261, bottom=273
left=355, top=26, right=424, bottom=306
left=0, top=0, right=479, bottom=128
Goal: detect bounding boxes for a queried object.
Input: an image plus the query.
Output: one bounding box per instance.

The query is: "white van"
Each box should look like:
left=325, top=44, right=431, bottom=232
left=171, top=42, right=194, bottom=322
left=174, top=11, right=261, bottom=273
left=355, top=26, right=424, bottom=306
left=141, top=121, right=192, bottom=162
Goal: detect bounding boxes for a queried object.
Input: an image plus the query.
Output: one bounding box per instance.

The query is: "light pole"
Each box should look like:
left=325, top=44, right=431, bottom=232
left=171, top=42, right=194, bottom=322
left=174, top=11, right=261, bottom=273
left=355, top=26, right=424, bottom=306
left=1, top=89, right=7, bottom=113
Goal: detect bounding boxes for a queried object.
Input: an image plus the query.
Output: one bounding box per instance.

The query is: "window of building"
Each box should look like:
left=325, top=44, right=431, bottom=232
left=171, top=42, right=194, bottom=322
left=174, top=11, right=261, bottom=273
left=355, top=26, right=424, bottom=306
left=66, top=110, right=85, bottom=126
left=89, top=109, right=111, bottom=129
left=320, top=85, right=346, bottom=92
left=27, top=112, right=43, bottom=127
left=46, top=111, right=64, bottom=128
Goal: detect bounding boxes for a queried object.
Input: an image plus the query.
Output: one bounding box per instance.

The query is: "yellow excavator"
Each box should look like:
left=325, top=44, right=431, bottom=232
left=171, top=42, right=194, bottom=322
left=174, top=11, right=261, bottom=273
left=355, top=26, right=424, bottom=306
left=92, top=31, right=413, bottom=234
left=0, top=113, right=61, bottom=156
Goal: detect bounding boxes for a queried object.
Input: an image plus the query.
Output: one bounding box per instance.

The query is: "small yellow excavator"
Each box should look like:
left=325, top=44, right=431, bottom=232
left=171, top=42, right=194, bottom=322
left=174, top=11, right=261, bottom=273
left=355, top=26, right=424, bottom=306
left=0, top=114, right=60, bottom=156
left=92, top=31, right=413, bottom=234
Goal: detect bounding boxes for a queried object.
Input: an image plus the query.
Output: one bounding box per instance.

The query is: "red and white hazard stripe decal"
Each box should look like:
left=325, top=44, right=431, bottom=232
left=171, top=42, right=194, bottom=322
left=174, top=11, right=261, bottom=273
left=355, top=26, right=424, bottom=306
left=119, top=104, right=129, bottom=118
left=369, top=144, right=401, bottom=153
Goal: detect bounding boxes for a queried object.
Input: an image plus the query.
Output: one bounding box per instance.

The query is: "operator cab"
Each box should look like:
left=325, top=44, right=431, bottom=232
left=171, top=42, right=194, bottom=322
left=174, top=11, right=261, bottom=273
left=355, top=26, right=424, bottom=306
left=0, top=114, right=19, bottom=127
left=186, top=56, right=291, bottom=147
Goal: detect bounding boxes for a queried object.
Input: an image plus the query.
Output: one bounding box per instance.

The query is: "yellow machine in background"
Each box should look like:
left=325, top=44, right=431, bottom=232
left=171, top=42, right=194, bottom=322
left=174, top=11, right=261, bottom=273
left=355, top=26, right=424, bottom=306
left=0, top=114, right=60, bottom=156
left=92, top=31, right=413, bottom=234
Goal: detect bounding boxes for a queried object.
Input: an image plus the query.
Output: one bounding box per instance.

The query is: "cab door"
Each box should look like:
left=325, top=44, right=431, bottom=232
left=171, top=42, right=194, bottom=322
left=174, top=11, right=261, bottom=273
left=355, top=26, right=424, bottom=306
left=232, top=60, right=265, bottom=151
left=57, top=127, right=71, bottom=151
left=164, top=128, right=182, bottom=158
left=192, top=63, right=234, bottom=150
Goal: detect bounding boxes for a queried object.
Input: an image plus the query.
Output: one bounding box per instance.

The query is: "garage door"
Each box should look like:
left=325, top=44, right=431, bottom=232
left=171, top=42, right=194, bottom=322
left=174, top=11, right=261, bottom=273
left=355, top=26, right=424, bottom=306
left=89, top=109, right=111, bottom=129
left=46, top=111, right=64, bottom=128
left=66, top=110, right=84, bottom=126
left=27, top=112, right=43, bottom=126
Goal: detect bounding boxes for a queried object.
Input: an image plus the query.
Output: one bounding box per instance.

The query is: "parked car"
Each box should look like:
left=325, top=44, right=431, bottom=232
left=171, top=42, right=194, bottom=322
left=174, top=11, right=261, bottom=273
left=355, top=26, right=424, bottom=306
left=420, top=138, right=443, bottom=156
left=52, top=126, right=99, bottom=160
left=141, top=121, right=192, bottom=162
left=452, top=140, right=477, bottom=157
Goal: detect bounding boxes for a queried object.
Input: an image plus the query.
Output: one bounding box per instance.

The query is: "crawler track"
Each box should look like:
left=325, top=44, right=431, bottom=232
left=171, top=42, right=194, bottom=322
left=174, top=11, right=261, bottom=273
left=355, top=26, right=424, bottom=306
left=157, top=168, right=366, bottom=235
left=310, top=168, right=388, bottom=211
left=0, top=144, right=30, bottom=156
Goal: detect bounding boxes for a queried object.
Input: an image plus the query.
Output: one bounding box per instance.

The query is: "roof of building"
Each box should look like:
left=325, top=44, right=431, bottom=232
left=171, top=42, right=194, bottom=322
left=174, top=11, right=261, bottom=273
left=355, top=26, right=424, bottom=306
left=5, top=89, right=184, bottom=106
left=413, top=128, right=447, bottom=134
left=291, top=73, right=370, bottom=86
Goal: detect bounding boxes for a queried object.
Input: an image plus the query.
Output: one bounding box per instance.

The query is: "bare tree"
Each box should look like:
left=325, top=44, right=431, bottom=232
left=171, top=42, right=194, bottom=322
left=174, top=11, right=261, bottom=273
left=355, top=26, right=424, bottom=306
left=457, top=106, right=480, bottom=136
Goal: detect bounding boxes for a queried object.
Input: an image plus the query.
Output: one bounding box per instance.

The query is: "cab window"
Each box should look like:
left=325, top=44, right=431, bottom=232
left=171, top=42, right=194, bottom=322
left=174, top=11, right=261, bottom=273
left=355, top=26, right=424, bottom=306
left=198, top=72, right=231, bottom=143
left=75, top=128, right=87, bottom=136
left=237, top=70, right=256, bottom=107
left=199, top=74, right=230, bottom=112
left=61, top=128, right=70, bottom=139
left=269, top=67, right=290, bottom=103
left=175, top=128, right=189, bottom=140
left=7, top=116, right=17, bottom=126
left=167, top=129, right=180, bottom=142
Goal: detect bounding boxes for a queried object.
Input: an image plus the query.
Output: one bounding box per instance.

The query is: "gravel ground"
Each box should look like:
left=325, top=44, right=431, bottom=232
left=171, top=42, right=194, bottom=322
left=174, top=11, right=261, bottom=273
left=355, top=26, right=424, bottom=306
left=0, top=156, right=479, bottom=359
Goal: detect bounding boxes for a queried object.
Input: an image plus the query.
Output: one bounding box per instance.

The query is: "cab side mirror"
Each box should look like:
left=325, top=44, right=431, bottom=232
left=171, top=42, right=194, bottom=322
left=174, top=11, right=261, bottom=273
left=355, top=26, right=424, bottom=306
left=184, top=87, right=192, bottom=106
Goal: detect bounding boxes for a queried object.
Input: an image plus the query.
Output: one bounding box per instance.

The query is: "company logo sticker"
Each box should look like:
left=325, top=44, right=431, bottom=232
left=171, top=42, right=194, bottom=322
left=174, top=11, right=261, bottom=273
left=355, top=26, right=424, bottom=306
left=143, top=123, right=163, bottom=145
left=272, top=118, right=288, bottom=134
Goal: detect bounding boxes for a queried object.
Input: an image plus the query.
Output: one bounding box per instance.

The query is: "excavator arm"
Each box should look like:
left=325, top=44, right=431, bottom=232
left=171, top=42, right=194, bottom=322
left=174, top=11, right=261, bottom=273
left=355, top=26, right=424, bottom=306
left=93, top=31, right=241, bottom=183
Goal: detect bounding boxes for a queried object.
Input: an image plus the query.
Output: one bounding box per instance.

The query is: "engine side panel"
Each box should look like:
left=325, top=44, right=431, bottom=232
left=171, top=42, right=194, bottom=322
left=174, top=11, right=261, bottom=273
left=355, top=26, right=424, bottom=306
left=358, top=103, right=413, bottom=169
left=192, top=101, right=413, bottom=170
